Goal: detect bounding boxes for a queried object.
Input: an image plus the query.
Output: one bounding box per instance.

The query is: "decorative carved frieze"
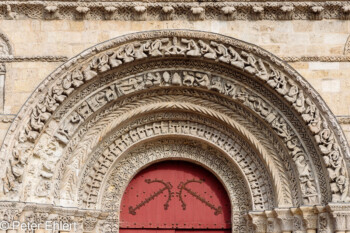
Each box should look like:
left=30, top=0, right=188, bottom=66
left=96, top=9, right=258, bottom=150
left=0, top=1, right=348, bottom=20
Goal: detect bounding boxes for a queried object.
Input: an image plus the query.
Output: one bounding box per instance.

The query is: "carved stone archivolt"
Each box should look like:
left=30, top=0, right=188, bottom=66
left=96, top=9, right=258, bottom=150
left=1, top=30, right=349, bottom=232
left=100, top=139, right=251, bottom=232
left=55, top=90, right=295, bottom=208
left=76, top=117, right=276, bottom=210
left=32, top=71, right=321, bottom=207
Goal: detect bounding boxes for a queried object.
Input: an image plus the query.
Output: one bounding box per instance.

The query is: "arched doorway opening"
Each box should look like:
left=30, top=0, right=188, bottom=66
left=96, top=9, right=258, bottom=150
left=120, top=161, right=232, bottom=233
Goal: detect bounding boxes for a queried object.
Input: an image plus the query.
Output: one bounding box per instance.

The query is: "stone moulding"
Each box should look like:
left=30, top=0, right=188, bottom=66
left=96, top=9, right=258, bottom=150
left=0, top=1, right=349, bottom=20
left=338, top=116, right=350, bottom=125
left=3, top=55, right=350, bottom=63
left=0, top=114, right=16, bottom=123
left=0, top=56, right=68, bottom=62
left=1, top=30, right=349, bottom=212
left=282, top=56, right=350, bottom=62
left=5, top=56, right=350, bottom=63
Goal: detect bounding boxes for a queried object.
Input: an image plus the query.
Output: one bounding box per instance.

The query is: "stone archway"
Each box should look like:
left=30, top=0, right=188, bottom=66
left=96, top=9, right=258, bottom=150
left=0, top=30, right=349, bottom=232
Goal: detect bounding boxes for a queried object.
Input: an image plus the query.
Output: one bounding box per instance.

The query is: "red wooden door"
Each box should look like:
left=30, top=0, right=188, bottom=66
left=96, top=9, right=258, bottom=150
left=120, top=161, right=231, bottom=233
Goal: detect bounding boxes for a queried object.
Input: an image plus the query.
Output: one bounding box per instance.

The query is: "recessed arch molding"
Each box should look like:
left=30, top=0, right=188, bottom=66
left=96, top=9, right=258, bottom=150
left=0, top=30, right=350, bottom=232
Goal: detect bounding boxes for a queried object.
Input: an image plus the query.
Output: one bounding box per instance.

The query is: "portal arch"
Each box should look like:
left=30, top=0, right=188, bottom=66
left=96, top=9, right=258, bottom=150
left=0, top=30, right=349, bottom=232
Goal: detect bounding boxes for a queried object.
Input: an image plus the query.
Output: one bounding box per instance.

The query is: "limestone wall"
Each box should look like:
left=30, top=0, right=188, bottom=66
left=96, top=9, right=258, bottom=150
left=1, top=19, right=349, bottom=145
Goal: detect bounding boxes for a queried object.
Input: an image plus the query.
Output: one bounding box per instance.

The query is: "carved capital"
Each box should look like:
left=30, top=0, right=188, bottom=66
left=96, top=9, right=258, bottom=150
left=328, top=204, right=350, bottom=231
left=265, top=210, right=279, bottom=233
left=299, top=206, right=319, bottom=230
left=249, top=211, right=267, bottom=233
left=275, top=208, right=294, bottom=232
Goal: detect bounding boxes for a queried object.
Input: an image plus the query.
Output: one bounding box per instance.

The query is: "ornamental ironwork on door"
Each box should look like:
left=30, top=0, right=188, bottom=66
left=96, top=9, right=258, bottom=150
left=120, top=161, right=231, bottom=233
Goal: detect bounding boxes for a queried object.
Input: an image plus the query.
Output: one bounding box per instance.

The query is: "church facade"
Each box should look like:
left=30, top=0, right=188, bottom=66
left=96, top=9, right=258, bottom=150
left=0, top=1, right=350, bottom=232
